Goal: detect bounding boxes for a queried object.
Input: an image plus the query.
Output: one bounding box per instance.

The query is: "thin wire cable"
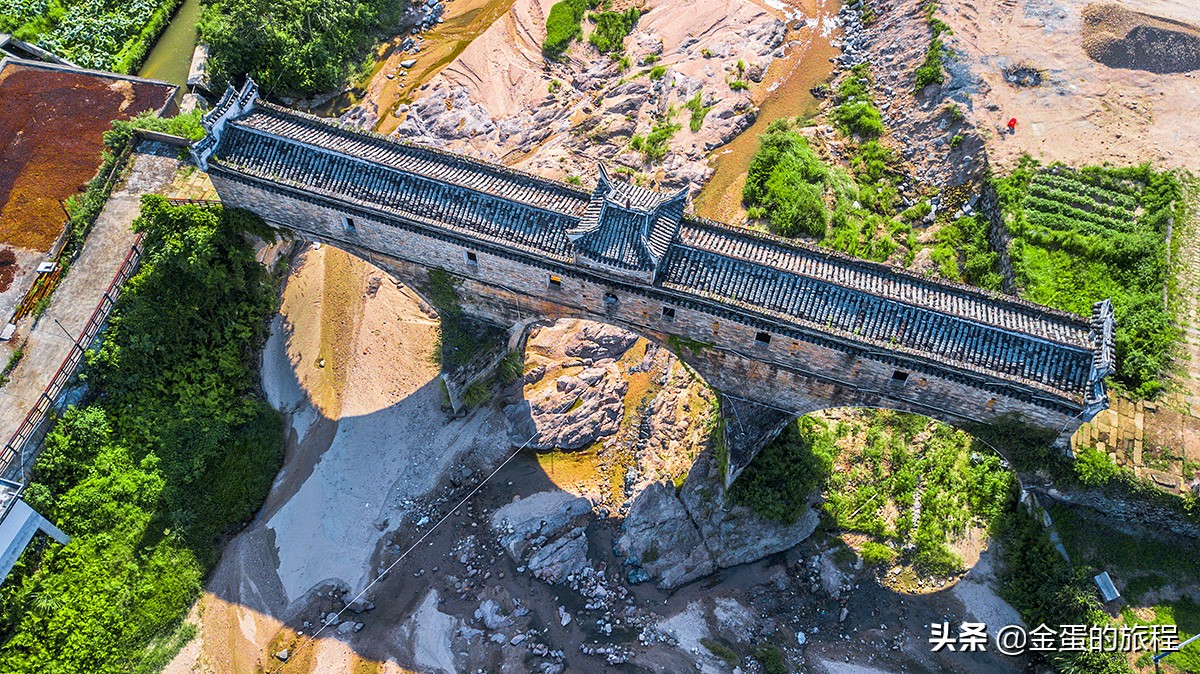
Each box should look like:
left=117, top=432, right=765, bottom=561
left=268, top=386, right=587, bottom=672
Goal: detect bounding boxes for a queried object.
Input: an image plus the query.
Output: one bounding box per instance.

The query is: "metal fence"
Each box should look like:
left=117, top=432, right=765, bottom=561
left=0, top=236, right=144, bottom=479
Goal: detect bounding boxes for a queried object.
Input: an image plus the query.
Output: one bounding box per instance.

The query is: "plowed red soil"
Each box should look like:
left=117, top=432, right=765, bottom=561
left=0, top=63, right=174, bottom=251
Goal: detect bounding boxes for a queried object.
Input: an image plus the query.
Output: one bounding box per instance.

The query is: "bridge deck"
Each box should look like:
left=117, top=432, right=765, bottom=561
left=201, top=96, right=1109, bottom=403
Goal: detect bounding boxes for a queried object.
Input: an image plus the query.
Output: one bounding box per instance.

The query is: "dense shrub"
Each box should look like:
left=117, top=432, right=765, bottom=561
left=732, top=416, right=834, bottom=525
left=200, top=0, right=406, bottom=96
left=994, top=505, right=1131, bottom=674
left=742, top=121, right=830, bottom=238
left=0, top=198, right=284, bottom=672
left=587, top=7, right=639, bottom=54
left=543, top=0, right=591, bottom=59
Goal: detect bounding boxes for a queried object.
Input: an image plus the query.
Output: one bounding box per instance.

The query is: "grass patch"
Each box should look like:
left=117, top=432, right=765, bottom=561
left=542, top=0, right=594, bottom=59
left=684, top=90, right=713, bottom=132
left=831, top=65, right=883, bottom=138
left=914, top=1, right=951, bottom=90
left=0, top=347, right=24, bottom=388
left=753, top=645, right=787, bottom=674
left=701, top=638, right=739, bottom=666
left=629, top=111, right=680, bottom=163
left=0, top=198, right=284, bottom=672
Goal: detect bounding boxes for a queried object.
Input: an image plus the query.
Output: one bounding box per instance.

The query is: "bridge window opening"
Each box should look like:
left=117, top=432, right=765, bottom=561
left=891, top=370, right=910, bottom=385
left=755, top=331, right=771, bottom=346
left=661, top=306, right=675, bottom=321
left=465, top=250, right=478, bottom=265
left=342, top=216, right=357, bottom=234
left=548, top=274, right=562, bottom=289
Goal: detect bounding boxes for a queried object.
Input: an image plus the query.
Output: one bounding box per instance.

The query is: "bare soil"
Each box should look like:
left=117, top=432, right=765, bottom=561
left=938, top=0, right=1200, bottom=171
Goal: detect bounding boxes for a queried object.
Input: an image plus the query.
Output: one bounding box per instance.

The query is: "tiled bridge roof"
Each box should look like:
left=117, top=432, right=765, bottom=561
left=195, top=82, right=1113, bottom=408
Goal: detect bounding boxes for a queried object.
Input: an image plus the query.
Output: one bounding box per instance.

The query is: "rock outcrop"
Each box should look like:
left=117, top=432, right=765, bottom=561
left=491, top=490, right=593, bottom=584
left=618, top=449, right=820, bottom=589
left=383, top=0, right=790, bottom=194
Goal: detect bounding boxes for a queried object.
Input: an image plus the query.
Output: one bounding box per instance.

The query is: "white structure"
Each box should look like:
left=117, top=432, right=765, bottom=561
left=0, top=479, right=68, bottom=583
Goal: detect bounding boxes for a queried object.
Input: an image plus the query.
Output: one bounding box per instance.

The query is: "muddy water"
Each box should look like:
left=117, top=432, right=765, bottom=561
left=313, top=0, right=517, bottom=132
left=138, top=0, right=201, bottom=100
left=691, top=0, right=841, bottom=223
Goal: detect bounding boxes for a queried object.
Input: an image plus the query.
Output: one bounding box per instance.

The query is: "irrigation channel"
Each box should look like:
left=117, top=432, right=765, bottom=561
left=138, top=0, right=202, bottom=102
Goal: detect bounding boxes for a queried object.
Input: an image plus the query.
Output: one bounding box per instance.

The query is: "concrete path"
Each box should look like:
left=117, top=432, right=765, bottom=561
left=0, top=147, right=181, bottom=469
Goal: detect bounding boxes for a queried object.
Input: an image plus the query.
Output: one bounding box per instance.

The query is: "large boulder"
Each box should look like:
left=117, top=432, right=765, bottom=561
left=617, top=481, right=714, bottom=588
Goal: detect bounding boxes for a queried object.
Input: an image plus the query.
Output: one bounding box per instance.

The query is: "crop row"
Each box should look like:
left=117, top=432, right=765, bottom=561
left=0, top=0, right=50, bottom=26
left=35, top=0, right=163, bottom=70
left=1026, top=182, right=1137, bottom=224
left=1021, top=195, right=1136, bottom=235
left=1031, top=173, right=1140, bottom=211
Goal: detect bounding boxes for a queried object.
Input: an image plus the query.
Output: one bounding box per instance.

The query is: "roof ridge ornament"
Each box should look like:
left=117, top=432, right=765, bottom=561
left=191, top=77, right=259, bottom=171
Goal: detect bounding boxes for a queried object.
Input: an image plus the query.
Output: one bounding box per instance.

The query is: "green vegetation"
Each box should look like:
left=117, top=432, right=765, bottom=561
left=753, top=645, right=787, bottom=674
left=0, top=347, right=23, bottom=388
left=736, top=411, right=1011, bottom=577
left=742, top=120, right=830, bottom=238
left=727, top=79, right=748, bottom=90
left=684, top=90, right=713, bottom=132
left=859, top=540, right=897, bottom=567
left=199, top=0, right=406, bottom=96
left=992, top=159, right=1180, bottom=397
left=914, top=1, right=951, bottom=90
left=732, top=416, right=834, bottom=524
left=548, top=78, right=562, bottom=93
left=586, top=7, right=640, bottom=54
left=0, top=198, right=284, bottom=672
left=648, top=64, right=666, bottom=80
left=63, top=110, right=204, bottom=260
left=830, top=65, right=883, bottom=138
left=0, top=0, right=183, bottom=71
left=741, top=69, right=906, bottom=262
left=1051, top=510, right=1200, bottom=673
left=629, top=112, right=680, bottom=163
left=542, top=0, right=595, bottom=59
left=994, top=505, right=1131, bottom=674
left=928, top=213, right=1002, bottom=288
left=701, top=638, right=740, bottom=666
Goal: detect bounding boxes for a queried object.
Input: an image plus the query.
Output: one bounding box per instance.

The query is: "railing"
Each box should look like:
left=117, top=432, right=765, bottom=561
left=165, top=198, right=221, bottom=207
left=0, top=235, right=144, bottom=480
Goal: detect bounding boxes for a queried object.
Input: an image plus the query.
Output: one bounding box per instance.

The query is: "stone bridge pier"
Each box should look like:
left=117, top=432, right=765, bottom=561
left=193, top=79, right=1116, bottom=484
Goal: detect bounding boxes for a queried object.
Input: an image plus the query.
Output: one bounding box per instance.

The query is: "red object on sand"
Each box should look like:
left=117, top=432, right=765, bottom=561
left=1007, top=117, right=1018, bottom=129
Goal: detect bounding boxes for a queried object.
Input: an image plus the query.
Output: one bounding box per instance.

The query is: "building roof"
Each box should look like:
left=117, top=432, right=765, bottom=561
left=198, top=83, right=1111, bottom=405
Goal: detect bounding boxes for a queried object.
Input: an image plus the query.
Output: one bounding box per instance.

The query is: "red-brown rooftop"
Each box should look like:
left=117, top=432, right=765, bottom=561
left=0, top=59, right=176, bottom=253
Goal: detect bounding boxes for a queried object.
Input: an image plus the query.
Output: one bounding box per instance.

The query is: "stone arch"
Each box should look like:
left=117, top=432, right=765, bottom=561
left=268, top=233, right=1086, bottom=488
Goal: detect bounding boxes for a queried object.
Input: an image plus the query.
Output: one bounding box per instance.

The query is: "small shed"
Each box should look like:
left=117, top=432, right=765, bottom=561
left=0, top=478, right=69, bottom=584
left=1094, top=571, right=1121, bottom=603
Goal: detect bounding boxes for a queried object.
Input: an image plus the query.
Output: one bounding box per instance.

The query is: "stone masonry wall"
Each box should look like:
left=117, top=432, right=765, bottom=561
left=212, top=171, right=1086, bottom=457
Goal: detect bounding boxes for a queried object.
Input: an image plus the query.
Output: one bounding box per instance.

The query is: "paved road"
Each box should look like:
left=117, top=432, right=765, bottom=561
left=0, top=147, right=181, bottom=470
